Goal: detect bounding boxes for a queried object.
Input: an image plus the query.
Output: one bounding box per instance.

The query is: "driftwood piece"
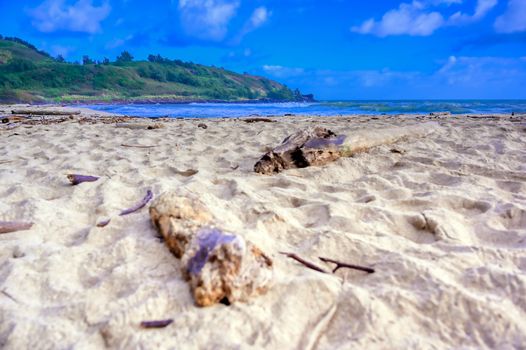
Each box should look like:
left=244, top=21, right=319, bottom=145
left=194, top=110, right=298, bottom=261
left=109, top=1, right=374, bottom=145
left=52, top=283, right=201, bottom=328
left=254, top=127, right=344, bottom=174
left=174, top=169, right=198, bottom=177
left=319, top=257, right=375, bottom=274
left=115, top=123, right=164, bottom=130
left=280, top=252, right=327, bottom=273
left=96, top=218, right=111, bottom=227
left=121, top=144, right=156, bottom=149
left=255, top=123, right=439, bottom=174
left=67, top=174, right=99, bottom=185
left=150, top=192, right=273, bottom=306
left=0, top=221, right=33, bottom=234
left=11, top=109, right=81, bottom=116
left=120, top=190, right=153, bottom=216
left=243, top=118, right=275, bottom=123
left=140, top=319, right=173, bottom=328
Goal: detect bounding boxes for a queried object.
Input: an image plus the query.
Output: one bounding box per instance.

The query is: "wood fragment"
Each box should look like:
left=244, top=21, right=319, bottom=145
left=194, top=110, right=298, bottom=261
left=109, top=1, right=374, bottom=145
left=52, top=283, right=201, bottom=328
left=67, top=174, right=99, bottom=185
left=255, top=127, right=343, bottom=174
left=390, top=148, right=406, bottom=154
left=174, top=169, right=198, bottom=177
left=243, top=117, right=275, bottom=123
left=0, top=221, right=33, bottom=234
left=319, top=257, right=375, bottom=274
left=96, top=218, right=111, bottom=227
left=11, top=109, right=81, bottom=116
left=140, top=319, right=173, bottom=328
left=120, top=190, right=153, bottom=216
left=115, top=123, right=164, bottom=130
left=121, top=144, right=156, bottom=148
left=280, top=252, right=327, bottom=274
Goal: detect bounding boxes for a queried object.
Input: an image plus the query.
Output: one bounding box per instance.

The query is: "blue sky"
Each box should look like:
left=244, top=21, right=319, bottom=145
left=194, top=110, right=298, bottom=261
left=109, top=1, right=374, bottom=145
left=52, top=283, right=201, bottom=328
left=1, top=0, right=525, bottom=99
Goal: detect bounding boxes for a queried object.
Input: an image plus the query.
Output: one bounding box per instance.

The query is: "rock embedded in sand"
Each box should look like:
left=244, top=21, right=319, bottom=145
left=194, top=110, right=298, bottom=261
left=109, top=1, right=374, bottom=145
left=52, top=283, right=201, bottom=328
left=150, top=192, right=273, bottom=306
left=150, top=194, right=213, bottom=258
left=182, top=227, right=273, bottom=306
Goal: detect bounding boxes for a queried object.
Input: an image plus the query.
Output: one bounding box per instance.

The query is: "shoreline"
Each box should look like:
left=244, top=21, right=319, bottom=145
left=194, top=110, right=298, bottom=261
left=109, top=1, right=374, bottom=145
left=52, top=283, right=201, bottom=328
left=2, top=103, right=525, bottom=120
left=1, top=105, right=525, bottom=348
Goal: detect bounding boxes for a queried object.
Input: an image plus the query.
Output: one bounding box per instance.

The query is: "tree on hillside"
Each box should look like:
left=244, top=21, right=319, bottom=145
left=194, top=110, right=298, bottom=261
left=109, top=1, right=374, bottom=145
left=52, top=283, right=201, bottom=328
left=116, top=51, right=133, bottom=63
left=55, top=54, right=65, bottom=63
left=147, top=54, right=166, bottom=63
left=82, top=55, right=94, bottom=65
left=102, top=57, right=110, bottom=65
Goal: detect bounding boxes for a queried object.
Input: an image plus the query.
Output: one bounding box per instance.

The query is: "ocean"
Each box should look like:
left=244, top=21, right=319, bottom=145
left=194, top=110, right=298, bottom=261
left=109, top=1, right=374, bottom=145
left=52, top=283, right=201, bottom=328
left=81, top=100, right=526, bottom=118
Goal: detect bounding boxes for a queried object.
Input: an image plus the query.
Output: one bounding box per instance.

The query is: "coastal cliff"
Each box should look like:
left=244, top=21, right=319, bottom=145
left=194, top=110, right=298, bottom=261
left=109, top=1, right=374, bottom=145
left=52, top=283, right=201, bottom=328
left=0, top=36, right=312, bottom=104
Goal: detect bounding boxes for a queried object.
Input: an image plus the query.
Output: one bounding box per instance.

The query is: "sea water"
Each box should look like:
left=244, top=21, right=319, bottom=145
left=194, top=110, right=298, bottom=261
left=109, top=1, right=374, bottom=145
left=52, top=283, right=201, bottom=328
left=81, top=100, right=526, bottom=118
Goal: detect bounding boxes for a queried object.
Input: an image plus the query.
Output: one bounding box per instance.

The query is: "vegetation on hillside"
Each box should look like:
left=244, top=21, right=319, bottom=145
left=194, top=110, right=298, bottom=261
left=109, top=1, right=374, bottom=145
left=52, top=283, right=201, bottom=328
left=0, top=36, right=309, bottom=104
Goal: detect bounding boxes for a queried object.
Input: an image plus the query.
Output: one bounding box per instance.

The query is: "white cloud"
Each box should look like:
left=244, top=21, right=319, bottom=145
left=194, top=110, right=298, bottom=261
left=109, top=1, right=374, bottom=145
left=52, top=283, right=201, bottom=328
left=449, top=0, right=497, bottom=24
left=494, top=0, right=526, bottom=33
left=351, top=1, right=445, bottom=37
left=352, top=0, right=499, bottom=37
left=435, top=55, right=526, bottom=87
left=263, top=65, right=305, bottom=78
left=178, top=0, right=240, bottom=41
left=29, top=0, right=111, bottom=34
left=249, top=7, right=269, bottom=29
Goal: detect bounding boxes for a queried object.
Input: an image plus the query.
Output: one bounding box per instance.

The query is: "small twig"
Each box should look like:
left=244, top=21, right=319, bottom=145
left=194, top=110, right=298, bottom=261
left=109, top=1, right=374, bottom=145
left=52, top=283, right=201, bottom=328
left=280, top=252, right=327, bottom=274
left=119, top=190, right=153, bottom=216
left=140, top=319, right=173, bottom=328
left=319, top=257, right=375, bottom=274
left=1, top=290, right=19, bottom=303
left=121, top=144, right=156, bottom=149
left=0, top=221, right=33, bottom=234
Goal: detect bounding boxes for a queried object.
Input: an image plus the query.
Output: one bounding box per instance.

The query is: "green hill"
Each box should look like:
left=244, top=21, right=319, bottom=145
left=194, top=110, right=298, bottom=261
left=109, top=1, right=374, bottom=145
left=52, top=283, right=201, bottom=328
left=0, top=36, right=308, bottom=104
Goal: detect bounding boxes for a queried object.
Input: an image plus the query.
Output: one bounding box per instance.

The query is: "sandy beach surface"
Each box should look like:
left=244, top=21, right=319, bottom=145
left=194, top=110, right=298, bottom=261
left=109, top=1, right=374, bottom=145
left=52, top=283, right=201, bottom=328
left=1, top=105, right=525, bottom=349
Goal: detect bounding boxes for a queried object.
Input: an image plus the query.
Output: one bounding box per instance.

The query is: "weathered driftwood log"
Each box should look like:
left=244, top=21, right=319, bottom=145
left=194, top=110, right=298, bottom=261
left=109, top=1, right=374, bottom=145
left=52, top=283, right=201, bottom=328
left=150, top=192, right=273, bottom=306
left=11, top=109, right=80, bottom=116
left=254, top=127, right=345, bottom=174
left=0, top=221, right=33, bottom=234
left=254, top=123, right=439, bottom=174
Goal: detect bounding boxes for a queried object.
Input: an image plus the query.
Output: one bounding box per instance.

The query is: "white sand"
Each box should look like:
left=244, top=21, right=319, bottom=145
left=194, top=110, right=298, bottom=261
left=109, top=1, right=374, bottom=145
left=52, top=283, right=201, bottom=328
left=0, top=106, right=525, bottom=349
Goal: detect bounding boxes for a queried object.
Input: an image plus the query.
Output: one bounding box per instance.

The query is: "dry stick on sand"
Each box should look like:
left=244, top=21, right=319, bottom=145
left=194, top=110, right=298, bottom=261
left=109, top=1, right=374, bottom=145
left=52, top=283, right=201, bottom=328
left=119, top=190, right=153, bottom=216
left=11, top=109, right=81, bottom=116
left=121, top=144, right=156, bottom=148
left=243, top=117, right=275, bottom=123
left=319, top=257, right=375, bottom=274
left=67, top=174, right=99, bottom=185
left=96, top=190, right=153, bottom=227
left=140, top=319, right=174, bottom=329
left=0, top=221, right=33, bottom=234
left=280, top=252, right=328, bottom=274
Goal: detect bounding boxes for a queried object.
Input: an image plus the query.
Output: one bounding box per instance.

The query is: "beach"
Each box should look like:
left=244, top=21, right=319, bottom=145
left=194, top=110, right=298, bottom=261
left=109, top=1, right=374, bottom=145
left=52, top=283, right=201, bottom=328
left=1, top=105, right=525, bottom=349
